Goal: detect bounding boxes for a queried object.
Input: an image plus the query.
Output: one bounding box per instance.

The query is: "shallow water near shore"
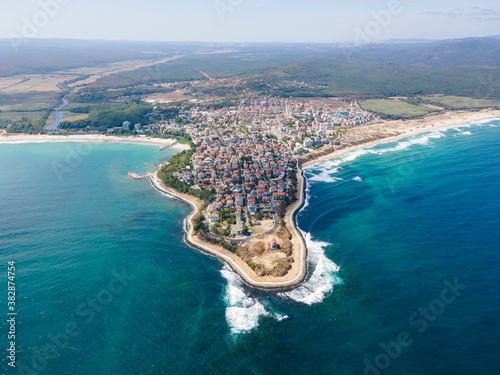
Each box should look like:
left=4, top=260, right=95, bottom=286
left=1, top=121, right=500, bottom=374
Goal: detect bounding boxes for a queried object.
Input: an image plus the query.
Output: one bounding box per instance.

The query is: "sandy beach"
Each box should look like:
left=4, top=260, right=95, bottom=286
left=0, top=132, right=191, bottom=151
left=303, top=109, right=500, bottom=167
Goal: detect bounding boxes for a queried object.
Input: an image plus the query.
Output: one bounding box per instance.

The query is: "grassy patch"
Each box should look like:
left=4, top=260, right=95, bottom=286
left=0, top=111, right=47, bottom=122
left=63, top=112, right=90, bottom=122
left=0, top=92, right=60, bottom=111
left=360, top=99, right=436, bottom=119
left=422, top=95, right=500, bottom=110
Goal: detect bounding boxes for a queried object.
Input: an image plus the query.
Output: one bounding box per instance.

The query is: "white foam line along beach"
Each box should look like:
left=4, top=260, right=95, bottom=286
left=303, top=111, right=500, bottom=168
left=0, top=133, right=191, bottom=151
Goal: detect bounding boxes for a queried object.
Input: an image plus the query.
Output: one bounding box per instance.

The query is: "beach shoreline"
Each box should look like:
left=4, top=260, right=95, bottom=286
left=0, top=133, right=191, bottom=151
left=4, top=108, right=499, bottom=289
left=303, top=109, right=500, bottom=167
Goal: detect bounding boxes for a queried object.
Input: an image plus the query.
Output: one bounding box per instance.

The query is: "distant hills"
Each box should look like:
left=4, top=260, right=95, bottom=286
left=1, top=36, right=499, bottom=99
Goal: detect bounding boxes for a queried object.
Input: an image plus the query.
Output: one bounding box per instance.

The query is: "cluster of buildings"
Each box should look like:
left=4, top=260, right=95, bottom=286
left=164, top=96, right=376, bottom=238
left=182, top=97, right=375, bottom=153
left=189, top=134, right=293, bottom=237
left=106, top=121, right=149, bottom=133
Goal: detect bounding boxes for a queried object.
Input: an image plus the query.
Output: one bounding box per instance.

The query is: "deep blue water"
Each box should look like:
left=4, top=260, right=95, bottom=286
left=1, top=120, right=499, bottom=375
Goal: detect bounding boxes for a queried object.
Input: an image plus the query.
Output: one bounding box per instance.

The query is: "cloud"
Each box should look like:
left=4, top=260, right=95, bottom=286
left=423, top=7, right=500, bottom=21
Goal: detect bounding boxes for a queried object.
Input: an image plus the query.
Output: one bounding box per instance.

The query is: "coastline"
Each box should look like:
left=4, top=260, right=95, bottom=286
left=148, top=169, right=309, bottom=290
left=303, top=109, right=500, bottom=167
left=0, top=133, right=191, bottom=151
left=4, top=108, right=498, bottom=290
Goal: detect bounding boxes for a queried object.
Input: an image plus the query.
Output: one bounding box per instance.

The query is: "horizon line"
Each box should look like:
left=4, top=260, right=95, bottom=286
left=1, top=34, right=499, bottom=46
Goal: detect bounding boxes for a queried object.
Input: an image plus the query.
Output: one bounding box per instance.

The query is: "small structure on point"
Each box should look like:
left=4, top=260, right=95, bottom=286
left=271, top=238, right=279, bottom=250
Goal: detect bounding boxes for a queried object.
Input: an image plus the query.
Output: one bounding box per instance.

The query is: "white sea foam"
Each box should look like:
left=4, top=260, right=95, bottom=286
left=428, top=131, right=446, bottom=139
left=220, top=266, right=269, bottom=335
left=274, top=313, right=289, bottom=322
left=278, top=232, right=343, bottom=305
left=307, top=150, right=378, bottom=183
left=452, top=127, right=473, bottom=136
left=469, top=118, right=498, bottom=125
left=317, top=159, right=343, bottom=169
left=308, top=170, right=343, bottom=184
left=353, top=176, right=363, bottom=182
left=373, top=134, right=435, bottom=155
left=301, top=183, right=311, bottom=211
left=307, top=160, right=345, bottom=184
left=341, top=149, right=375, bottom=162
left=308, top=135, right=440, bottom=184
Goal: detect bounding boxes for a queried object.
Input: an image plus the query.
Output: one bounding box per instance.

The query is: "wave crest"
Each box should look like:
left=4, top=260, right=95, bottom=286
left=278, top=232, right=343, bottom=305
left=220, top=266, right=270, bottom=335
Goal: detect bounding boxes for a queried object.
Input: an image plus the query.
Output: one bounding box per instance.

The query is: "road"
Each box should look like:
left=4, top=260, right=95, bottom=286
left=194, top=66, right=214, bottom=81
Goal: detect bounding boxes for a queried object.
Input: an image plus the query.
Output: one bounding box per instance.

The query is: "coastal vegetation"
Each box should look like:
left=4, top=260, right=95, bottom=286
left=360, top=99, right=437, bottom=119
left=157, top=148, right=215, bottom=204
left=58, top=103, right=153, bottom=132
left=420, top=95, right=500, bottom=110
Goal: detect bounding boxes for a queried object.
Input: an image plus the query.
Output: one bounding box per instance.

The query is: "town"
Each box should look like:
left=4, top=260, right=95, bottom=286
left=154, top=96, right=377, bottom=241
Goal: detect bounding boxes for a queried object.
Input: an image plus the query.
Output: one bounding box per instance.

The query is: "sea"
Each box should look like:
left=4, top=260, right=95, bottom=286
left=1, top=119, right=499, bottom=375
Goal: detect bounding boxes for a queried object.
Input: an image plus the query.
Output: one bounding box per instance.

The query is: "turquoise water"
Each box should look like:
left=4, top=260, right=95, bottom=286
left=1, top=120, right=500, bottom=374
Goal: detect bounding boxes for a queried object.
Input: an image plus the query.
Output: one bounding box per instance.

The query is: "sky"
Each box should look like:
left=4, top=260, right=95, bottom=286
left=1, top=0, right=499, bottom=43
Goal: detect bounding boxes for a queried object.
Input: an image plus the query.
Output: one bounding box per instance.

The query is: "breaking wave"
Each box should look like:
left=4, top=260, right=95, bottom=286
left=308, top=170, right=344, bottom=184
left=468, top=118, right=500, bottom=125
left=371, top=133, right=443, bottom=155
left=307, top=132, right=448, bottom=176
left=278, top=232, right=343, bottom=305
left=220, top=266, right=270, bottom=335
left=353, top=176, right=363, bottom=182
left=301, top=183, right=311, bottom=211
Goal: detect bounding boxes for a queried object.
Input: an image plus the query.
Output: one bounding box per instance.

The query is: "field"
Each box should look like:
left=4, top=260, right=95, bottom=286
left=63, top=57, right=184, bottom=89
left=422, top=95, right=500, bottom=110
left=0, top=92, right=61, bottom=112
left=0, top=111, right=47, bottom=122
left=360, top=99, right=436, bottom=118
left=0, top=74, right=74, bottom=93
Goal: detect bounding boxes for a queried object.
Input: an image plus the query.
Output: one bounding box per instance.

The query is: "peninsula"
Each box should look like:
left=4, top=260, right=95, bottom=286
left=2, top=104, right=500, bottom=289
left=124, top=98, right=500, bottom=289
left=127, top=96, right=378, bottom=288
